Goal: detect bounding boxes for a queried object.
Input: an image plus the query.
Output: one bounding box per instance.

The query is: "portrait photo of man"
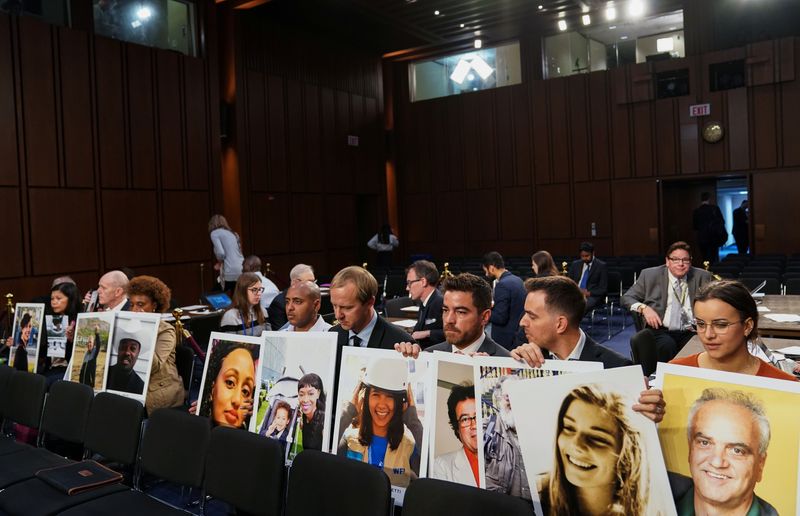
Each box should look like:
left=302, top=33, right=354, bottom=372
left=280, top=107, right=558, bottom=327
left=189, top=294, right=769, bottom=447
left=104, top=315, right=159, bottom=398
left=433, top=382, right=479, bottom=487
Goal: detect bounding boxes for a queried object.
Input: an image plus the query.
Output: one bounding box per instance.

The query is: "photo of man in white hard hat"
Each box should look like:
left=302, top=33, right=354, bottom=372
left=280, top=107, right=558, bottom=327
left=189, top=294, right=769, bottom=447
left=336, top=353, right=421, bottom=489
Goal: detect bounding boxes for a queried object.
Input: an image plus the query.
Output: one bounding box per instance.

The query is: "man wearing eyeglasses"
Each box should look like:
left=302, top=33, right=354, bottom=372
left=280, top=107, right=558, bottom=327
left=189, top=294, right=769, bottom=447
left=405, top=260, right=444, bottom=348
left=622, top=241, right=713, bottom=362
left=432, top=383, right=479, bottom=487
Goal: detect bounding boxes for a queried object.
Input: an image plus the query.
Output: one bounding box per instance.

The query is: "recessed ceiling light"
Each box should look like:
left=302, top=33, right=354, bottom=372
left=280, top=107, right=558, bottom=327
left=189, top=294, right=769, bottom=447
left=668, top=26, right=677, bottom=31
left=558, top=20, right=567, bottom=31
left=582, top=14, right=591, bottom=25
left=434, top=10, right=440, bottom=15
left=620, top=35, right=628, bottom=40
left=474, top=38, right=482, bottom=49
left=538, top=4, right=543, bottom=9
left=467, top=73, right=475, bottom=81
left=628, top=0, right=644, bottom=18
left=609, top=25, right=616, bottom=29
left=605, top=1, right=617, bottom=21
left=460, top=23, right=465, bottom=28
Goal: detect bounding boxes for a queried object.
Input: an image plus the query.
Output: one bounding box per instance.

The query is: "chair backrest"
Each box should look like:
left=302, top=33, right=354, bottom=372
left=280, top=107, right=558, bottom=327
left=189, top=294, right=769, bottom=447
left=630, top=329, right=658, bottom=377
left=40, top=380, right=94, bottom=444
left=84, top=392, right=145, bottom=465
left=739, top=277, right=781, bottom=295
left=204, top=427, right=284, bottom=516
left=140, top=408, right=210, bottom=488
left=285, top=450, right=391, bottom=516
left=404, top=478, right=533, bottom=516
left=606, top=271, right=621, bottom=297
left=5, top=371, right=47, bottom=429
left=785, top=278, right=800, bottom=295
left=174, top=344, right=195, bottom=392
left=0, top=365, right=14, bottom=419
left=384, top=296, right=414, bottom=318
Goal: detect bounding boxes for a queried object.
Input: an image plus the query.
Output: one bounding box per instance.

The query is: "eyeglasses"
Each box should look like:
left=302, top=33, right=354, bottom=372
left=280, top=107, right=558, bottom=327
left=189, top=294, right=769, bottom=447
left=667, top=257, right=692, bottom=264
left=248, top=287, right=266, bottom=294
left=406, top=279, right=422, bottom=287
left=692, top=319, right=746, bottom=334
left=457, top=414, right=477, bottom=428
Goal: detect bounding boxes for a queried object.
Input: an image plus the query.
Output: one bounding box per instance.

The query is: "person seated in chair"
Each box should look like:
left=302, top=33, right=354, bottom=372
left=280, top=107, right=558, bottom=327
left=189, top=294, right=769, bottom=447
left=567, top=242, right=608, bottom=314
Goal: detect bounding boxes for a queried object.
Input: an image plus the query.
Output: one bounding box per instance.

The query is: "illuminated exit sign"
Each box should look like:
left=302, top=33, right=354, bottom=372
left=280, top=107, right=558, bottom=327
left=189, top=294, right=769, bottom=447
left=689, top=103, right=711, bottom=117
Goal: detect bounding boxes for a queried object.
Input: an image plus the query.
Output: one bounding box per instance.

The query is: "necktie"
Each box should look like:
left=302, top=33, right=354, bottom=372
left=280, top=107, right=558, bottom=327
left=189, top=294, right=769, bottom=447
left=669, top=280, right=685, bottom=330
left=579, top=264, right=590, bottom=289
left=351, top=335, right=362, bottom=347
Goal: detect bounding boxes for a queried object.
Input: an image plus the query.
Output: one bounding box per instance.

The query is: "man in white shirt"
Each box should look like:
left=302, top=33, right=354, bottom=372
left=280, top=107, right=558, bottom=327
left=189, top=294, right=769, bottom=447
left=279, top=281, right=331, bottom=332
left=84, top=270, right=129, bottom=312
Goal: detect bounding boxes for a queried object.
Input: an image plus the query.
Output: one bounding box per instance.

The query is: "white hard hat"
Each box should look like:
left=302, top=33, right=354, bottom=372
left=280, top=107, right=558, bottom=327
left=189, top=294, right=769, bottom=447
left=363, top=357, right=408, bottom=393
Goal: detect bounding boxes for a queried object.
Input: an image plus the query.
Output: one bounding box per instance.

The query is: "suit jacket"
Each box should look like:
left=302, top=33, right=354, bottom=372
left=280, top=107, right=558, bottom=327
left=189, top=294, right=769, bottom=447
left=329, top=313, right=413, bottom=351
left=413, top=289, right=444, bottom=348
left=489, top=271, right=527, bottom=349
left=692, top=203, right=725, bottom=245
left=267, top=290, right=287, bottom=330
left=542, top=335, right=631, bottom=368
left=733, top=206, right=748, bottom=239
left=621, top=265, right=713, bottom=320
left=425, top=334, right=511, bottom=357
left=567, top=258, right=608, bottom=300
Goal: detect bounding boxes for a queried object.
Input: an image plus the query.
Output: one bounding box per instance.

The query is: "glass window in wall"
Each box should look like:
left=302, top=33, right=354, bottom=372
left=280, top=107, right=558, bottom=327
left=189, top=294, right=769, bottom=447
left=0, top=0, right=71, bottom=26
left=409, top=41, right=522, bottom=102
left=93, top=0, right=197, bottom=57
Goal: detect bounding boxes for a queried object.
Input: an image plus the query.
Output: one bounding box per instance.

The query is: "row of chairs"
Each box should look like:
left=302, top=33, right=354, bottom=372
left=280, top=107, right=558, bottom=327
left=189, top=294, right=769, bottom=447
left=0, top=366, right=532, bottom=516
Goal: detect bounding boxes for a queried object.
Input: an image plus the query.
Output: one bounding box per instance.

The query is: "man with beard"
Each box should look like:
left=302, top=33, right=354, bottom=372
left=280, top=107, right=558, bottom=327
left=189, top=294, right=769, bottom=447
left=433, top=383, right=479, bottom=486
left=394, top=273, right=510, bottom=358
left=484, top=375, right=531, bottom=500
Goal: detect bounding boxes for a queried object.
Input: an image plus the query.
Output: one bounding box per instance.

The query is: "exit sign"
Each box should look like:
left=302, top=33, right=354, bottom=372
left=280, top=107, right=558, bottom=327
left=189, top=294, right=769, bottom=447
left=689, top=103, right=711, bottom=117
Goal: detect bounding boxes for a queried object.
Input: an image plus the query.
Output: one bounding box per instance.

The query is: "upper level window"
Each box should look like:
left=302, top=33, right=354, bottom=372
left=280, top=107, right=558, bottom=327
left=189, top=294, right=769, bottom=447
left=93, top=0, right=197, bottom=57
left=0, top=0, right=71, bottom=26
left=409, top=41, right=522, bottom=102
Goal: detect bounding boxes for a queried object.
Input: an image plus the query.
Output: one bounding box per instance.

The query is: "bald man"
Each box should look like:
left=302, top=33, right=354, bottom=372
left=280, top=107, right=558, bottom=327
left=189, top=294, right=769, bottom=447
left=279, top=280, right=331, bottom=332
left=84, top=271, right=130, bottom=312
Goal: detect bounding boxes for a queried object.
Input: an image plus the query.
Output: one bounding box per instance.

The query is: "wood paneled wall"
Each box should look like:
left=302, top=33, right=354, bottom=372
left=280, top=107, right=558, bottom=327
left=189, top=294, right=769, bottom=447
left=393, top=37, right=800, bottom=260
left=235, top=13, right=385, bottom=281
left=0, top=10, right=221, bottom=304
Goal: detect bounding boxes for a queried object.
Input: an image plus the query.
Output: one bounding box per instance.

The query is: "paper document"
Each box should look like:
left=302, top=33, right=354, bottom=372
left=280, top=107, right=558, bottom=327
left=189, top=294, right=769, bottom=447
left=777, top=346, right=800, bottom=355
left=763, top=313, right=800, bottom=323
left=757, top=306, right=771, bottom=312
left=391, top=319, right=417, bottom=328
left=400, top=305, right=420, bottom=313
left=179, top=305, right=207, bottom=311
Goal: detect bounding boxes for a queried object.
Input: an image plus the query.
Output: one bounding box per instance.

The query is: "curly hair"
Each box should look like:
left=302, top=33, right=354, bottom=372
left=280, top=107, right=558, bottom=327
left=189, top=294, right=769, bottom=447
left=446, top=382, right=475, bottom=441
left=127, top=275, right=172, bottom=313
left=549, top=384, right=645, bottom=516
left=199, top=340, right=259, bottom=428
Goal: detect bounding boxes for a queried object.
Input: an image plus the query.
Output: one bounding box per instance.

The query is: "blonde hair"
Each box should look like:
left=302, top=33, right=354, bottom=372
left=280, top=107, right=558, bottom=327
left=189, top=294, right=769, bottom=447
left=208, top=214, right=232, bottom=233
left=330, top=266, right=377, bottom=303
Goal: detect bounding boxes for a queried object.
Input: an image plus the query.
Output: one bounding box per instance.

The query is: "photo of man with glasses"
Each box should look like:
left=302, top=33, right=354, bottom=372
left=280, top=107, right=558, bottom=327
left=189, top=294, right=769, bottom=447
left=433, top=382, right=479, bottom=487
left=622, top=241, right=713, bottom=362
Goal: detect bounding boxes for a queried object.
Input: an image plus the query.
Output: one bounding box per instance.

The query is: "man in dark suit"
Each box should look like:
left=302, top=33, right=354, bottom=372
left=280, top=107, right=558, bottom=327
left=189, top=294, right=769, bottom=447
left=692, top=192, right=726, bottom=265
left=83, top=270, right=130, bottom=312
left=732, top=199, right=749, bottom=255
left=567, top=242, right=608, bottom=314
left=395, top=273, right=510, bottom=358
left=621, top=241, right=713, bottom=362
left=328, top=265, right=411, bottom=351
left=482, top=252, right=526, bottom=350
left=405, top=260, right=444, bottom=349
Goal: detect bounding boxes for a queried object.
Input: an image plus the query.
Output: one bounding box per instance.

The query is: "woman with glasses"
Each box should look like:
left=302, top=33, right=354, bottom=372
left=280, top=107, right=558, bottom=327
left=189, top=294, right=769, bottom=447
left=220, top=272, right=271, bottom=336
left=670, top=280, right=796, bottom=381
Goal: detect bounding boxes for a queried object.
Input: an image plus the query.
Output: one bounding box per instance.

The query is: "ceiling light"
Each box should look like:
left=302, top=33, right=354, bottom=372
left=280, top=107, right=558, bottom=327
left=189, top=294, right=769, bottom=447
left=450, top=59, right=471, bottom=84
left=460, top=23, right=465, bottom=28
left=620, top=35, right=628, bottom=40
left=609, top=25, right=616, bottom=29
left=131, top=19, right=141, bottom=28
left=605, top=2, right=616, bottom=20
left=628, top=0, right=644, bottom=18
left=434, top=10, right=440, bottom=15
left=136, top=6, right=152, bottom=20
left=656, top=37, right=674, bottom=52
left=738, top=190, right=748, bottom=195
left=668, top=26, right=677, bottom=31
left=558, top=20, right=567, bottom=31
left=470, top=55, right=494, bottom=80
left=474, top=38, right=482, bottom=49
left=582, top=14, right=591, bottom=25
left=538, top=4, right=543, bottom=9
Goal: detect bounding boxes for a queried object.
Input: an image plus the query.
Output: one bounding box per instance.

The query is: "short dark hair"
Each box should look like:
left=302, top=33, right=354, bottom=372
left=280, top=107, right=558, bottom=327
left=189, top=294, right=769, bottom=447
left=666, top=241, right=692, bottom=257
left=701, top=192, right=711, bottom=202
left=408, top=260, right=439, bottom=287
left=524, top=276, right=585, bottom=327
left=579, top=242, right=594, bottom=253
left=694, top=280, right=759, bottom=338
left=447, top=383, right=475, bottom=441
left=442, top=273, right=493, bottom=313
left=482, top=251, right=505, bottom=269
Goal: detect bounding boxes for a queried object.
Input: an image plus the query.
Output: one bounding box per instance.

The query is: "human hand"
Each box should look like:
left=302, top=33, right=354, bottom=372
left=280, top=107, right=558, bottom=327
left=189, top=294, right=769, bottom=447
left=213, top=262, right=222, bottom=271
left=394, top=342, right=421, bottom=359
left=510, top=343, right=545, bottom=368
left=4, top=337, right=11, bottom=348
left=641, top=306, right=662, bottom=329
left=66, top=321, right=75, bottom=342
left=632, top=387, right=666, bottom=423
left=188, top=400, right=198, bottom=415
left=410, top=330, right=430, bottom=341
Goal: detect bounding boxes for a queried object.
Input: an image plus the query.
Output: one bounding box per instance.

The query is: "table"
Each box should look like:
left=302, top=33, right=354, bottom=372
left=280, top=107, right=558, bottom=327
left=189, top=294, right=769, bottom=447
left=387, top=316, right=417, bottom=334
left=755, top=295, right=800, bottom=338
left=677, top=335, right=799, bottom=359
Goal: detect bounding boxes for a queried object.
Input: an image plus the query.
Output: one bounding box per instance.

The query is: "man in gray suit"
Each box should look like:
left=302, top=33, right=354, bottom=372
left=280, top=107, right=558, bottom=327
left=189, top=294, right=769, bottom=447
left=394, top=273, right=510, bottom=358
left=621, top=241, right=713, bottom=362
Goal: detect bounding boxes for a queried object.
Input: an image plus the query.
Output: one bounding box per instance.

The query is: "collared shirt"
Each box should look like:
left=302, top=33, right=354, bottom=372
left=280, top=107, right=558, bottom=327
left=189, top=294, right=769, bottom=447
left=452, top=332, right=486, bottom=355
left=550, top=329, right=587, bottom=361
left=349, top=309, right=378, bottom=347
left=579, top=260, right=593, bottom=283
left=279, top=315, right=332, bottom=332
left=663, top=271, right=692, bottom=331
left=107, top=298, right=129, bottom=312
left=676, top=485, right=765, bottom=516
left=421, top=289, right=434, bottom=308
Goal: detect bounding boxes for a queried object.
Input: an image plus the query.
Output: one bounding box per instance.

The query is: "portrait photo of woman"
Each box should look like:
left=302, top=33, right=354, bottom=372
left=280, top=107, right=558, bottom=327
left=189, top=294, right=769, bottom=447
left=297, top=373, right=326, bottom=451
left=6, top=304, right=45, bottom=373
left=197, top=336, right=261, bottom=429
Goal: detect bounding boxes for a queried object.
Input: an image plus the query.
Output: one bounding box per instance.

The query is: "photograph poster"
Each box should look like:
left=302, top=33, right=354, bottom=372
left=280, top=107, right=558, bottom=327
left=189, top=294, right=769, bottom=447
left=68, top=312, right=115, bottom=390
left=474, top=356, right=603, bottom=500
left=507, top=365, right=676, bottom=516
left=103, top=312, right=160, bottom=404
left=657, top=363, right=800, bottom=516
left=251, top=331, right=338, bottom=460
left=45, top=314, right=69, bottom=358
left=8, top=303, right=45, bottom=373
left=195, top=332, right=263, bottom=430
left=333, top=346, right=430, bottom=506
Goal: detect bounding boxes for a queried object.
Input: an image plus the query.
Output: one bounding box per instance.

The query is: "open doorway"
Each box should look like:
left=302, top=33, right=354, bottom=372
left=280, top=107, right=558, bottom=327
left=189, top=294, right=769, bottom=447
left=661, top=176, right=748, bottom=266
left=716, top=178, right=749, bottom=258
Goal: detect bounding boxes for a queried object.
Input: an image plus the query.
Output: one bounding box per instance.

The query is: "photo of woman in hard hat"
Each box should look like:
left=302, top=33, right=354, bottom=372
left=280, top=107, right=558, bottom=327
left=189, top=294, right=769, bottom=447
left=336, top=352, right=422, bottom=490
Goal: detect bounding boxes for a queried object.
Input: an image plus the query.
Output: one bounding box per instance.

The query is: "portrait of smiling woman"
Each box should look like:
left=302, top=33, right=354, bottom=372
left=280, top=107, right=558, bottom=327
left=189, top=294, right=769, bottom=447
left=537, top=384, right=646, bottom=516
left=198, top=340, right=260, bottom=429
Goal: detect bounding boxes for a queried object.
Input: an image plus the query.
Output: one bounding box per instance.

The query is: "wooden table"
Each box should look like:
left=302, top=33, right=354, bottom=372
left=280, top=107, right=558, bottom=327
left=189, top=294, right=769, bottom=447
left=756, top=295, right=800, bottom=338
left=677, top=335, right=800, bottom=359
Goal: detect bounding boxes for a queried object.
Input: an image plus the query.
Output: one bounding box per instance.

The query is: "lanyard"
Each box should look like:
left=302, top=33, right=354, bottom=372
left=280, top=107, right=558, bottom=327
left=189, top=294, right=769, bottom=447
left=672, top=280, right=687, bottom=307
left=239, top=310, right=255, bottom=336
